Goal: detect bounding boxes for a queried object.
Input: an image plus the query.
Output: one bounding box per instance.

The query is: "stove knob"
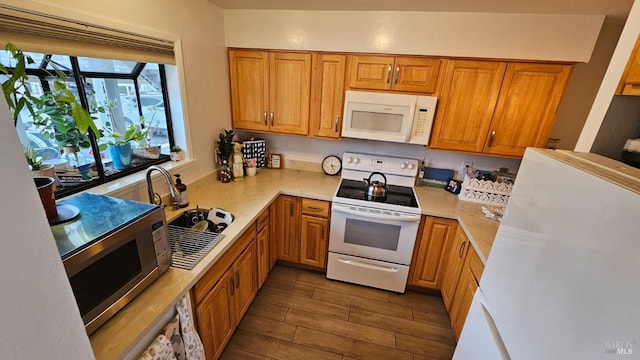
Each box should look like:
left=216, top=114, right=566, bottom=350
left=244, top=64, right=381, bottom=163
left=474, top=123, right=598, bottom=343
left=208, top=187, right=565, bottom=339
left=400, top=162, right=407, bottom=169
left=408, top=163, right=416, bottom=170
left=346, top=157, right=353, bottom=164
left=354, top=158, right=361, bottom=164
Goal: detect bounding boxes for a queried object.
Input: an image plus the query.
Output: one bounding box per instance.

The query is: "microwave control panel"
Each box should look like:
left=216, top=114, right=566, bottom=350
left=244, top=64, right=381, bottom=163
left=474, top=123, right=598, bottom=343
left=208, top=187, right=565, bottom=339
left=408, top=96, right=437, bottom=145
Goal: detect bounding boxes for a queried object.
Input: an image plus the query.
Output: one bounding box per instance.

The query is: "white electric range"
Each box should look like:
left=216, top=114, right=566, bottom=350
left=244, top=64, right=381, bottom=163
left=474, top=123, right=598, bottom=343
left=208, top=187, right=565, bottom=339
left=327, top=152, right=422, bottom=293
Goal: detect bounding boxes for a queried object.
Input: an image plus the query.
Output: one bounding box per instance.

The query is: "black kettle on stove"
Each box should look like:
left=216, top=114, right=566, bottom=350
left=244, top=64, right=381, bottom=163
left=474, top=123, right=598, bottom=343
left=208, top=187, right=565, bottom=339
left=364, top=172, right=388, bottom=199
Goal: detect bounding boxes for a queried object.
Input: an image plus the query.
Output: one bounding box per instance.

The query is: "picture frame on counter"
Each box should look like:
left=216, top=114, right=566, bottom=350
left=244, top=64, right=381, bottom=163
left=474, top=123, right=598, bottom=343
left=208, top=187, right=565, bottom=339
left=268, top=153, right=282, bottom=169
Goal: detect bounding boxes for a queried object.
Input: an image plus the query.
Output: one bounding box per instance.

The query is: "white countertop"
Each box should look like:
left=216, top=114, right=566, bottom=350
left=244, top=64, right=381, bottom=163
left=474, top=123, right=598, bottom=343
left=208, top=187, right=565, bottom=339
left=89, top=168, right=498, bottom=359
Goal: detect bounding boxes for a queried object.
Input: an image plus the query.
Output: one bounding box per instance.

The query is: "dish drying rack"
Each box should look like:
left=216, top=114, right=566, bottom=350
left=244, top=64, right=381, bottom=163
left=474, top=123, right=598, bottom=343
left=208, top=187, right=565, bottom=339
left=168, top=226, right=225, bottom=270
left=458, top=175, right=513, bottom=206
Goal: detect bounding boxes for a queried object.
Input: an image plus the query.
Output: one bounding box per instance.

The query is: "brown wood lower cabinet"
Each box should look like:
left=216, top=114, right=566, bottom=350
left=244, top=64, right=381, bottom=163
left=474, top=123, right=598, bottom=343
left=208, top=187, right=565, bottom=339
left=193, top=225, right=258, bottom=360
left=441, top=227, right=471, bottom=310
left=256, top=208, right=270, bottom=288
left=408, top=216, right=458, bottom=290
left=449, top=245, right=484, bottom=339
left=272, top=196, right=330, bottom=270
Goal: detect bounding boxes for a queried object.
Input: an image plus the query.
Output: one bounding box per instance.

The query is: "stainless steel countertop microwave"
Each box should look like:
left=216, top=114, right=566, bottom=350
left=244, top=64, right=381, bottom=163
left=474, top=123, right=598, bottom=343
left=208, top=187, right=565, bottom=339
left=51, top=193, right=171, bottom=335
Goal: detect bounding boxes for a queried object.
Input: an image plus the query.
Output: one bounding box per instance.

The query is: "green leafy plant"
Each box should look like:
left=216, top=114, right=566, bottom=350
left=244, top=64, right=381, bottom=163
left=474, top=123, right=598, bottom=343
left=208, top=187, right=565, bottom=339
left=100, top=102, right=158, bottom=148
left=216, top=129, right=235, bottom=163
left=170, top=145, right=182, bottom=153
left=0, top=43, right=101, bottom=145
left=23, top=146, right=45, bottom=170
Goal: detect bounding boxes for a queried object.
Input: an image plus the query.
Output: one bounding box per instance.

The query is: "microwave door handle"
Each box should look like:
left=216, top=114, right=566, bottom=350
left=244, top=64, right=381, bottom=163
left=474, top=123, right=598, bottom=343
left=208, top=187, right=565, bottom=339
left=332, top=204, right=420, bottom=222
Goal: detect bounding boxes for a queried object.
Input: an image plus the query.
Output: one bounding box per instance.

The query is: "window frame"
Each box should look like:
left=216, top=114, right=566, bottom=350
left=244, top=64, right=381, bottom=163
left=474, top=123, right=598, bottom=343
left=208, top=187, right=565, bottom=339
left=5, top=53, right=176, bottom=198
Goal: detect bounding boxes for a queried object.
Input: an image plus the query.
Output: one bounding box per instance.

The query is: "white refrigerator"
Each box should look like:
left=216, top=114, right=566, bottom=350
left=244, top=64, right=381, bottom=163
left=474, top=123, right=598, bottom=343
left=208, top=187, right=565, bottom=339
left=454, top=148, right=640, bottom=359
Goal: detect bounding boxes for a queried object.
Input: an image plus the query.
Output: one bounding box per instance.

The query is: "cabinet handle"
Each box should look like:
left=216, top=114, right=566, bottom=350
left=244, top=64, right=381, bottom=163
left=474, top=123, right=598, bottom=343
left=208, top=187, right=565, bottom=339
left=306, top=206, right=324, bottom=212
left=395, top=65, right=400, bottom=84
left=270, top=111, right=274, bottom=126
left=335, top=115, right=339, bottom=132
left=321, top=225, right=325, bottom=239
left=260, top=239, right=264, bottom=255
left=263, top=111, right=267, bottom=125
left=386, top=65, right=392, bottom=84
left=290, top=203, right=294, bottom=217
left=229, top=277, right=235, bottom=296
left=488, top=130, right=496, bottom=147
left=459, top=241, right=467, bottom=258
left=236, top=271, right=240, bottom=289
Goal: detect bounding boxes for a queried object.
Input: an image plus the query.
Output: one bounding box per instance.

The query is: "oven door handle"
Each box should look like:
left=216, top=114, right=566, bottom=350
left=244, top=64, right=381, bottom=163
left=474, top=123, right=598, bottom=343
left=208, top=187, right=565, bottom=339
left=332, top=204, right=421, bottom=222
left=337, top=257, right=399, bottom=272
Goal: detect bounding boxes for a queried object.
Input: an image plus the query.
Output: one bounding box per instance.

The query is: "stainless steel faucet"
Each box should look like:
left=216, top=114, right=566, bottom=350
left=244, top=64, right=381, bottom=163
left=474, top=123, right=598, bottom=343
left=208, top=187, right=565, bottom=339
left=146, top=165, right=182, bottom=210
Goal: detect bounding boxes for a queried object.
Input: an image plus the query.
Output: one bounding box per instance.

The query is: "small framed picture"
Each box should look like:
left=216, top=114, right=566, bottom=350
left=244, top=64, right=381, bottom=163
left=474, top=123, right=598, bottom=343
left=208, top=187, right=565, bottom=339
left=268, top=153, right=282, bottom=169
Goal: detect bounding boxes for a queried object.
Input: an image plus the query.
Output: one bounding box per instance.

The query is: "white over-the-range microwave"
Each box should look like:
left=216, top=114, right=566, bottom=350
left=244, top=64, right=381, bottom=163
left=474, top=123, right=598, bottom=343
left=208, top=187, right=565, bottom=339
left=341, top=90, right=437, bottom=145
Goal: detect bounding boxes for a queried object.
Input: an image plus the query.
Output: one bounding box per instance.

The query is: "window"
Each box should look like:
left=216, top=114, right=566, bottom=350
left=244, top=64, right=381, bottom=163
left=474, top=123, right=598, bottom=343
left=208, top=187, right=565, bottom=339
left=2, top=51, right=175, bottom=198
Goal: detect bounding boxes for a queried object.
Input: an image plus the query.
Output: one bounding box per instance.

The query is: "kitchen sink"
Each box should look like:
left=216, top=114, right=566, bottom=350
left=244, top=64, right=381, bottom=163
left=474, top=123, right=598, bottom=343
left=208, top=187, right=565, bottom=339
left=167, top=207, right=234, bottom=270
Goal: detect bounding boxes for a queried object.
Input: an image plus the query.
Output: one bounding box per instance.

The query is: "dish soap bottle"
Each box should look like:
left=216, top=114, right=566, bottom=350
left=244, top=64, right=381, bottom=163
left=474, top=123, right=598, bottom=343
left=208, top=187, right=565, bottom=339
left=174, top=174, right=189, bottom=208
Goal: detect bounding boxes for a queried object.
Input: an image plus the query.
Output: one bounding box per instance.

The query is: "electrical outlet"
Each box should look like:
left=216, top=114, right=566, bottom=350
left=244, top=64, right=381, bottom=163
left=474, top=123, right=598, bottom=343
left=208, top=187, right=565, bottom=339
left=462, top=161, right=474, bottom=170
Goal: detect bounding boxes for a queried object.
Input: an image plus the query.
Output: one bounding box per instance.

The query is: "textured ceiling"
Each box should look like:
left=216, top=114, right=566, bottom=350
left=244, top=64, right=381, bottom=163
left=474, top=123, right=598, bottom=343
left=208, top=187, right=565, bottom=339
left=208, top=0, right=634, bottom=18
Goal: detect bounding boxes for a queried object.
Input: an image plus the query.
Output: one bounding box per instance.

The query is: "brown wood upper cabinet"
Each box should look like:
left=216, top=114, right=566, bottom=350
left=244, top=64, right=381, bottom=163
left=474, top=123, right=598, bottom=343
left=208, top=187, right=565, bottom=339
left=310, top=54, right=346, bottom=138
left=347, top=55, right=441, bottom=93
left=617, top=35, right=640, bottom=95
left=408, top=216, right=458, bottom=290
left=430, top=60, right=571, bottom=157
left=229, top=49, right=311, bottom=135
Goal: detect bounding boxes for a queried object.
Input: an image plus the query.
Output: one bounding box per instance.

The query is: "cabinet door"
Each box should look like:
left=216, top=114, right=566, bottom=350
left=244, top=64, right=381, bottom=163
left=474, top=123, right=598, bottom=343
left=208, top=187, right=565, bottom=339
left=450, top=265, right=479, bottom=339
left=347, top=55, right=395, bottom=90
left=393, top=57, right=441, bottom=93
left=429, top=60, right=506, bottom=152
left=310, top=54, right=346, bottom=138
left=257, top=225, right=269, bottom=289
left=229, top=50, right=270, bottom=131
left=232, top=241, right=257, bottom=326
left=408, top=217, right=458, bottom=290
left=449, top=249, right=484, bottom=339
left=441, top=228, right=470, bottom=311
left=196, top=270, right=234, bottom=360
left=272, top=195, right=300, bottom=263
left=617, top=35, right=640, bottom=94
left=300, top=215, right=328, bottom=269
left=269, top=52, right=312, bottom=135
left=485, top=63, right=571, bottom=157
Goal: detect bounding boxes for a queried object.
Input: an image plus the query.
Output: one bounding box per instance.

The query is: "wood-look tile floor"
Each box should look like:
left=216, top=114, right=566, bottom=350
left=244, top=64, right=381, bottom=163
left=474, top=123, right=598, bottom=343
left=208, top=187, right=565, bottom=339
left=220, top=265, right=456, bottom=360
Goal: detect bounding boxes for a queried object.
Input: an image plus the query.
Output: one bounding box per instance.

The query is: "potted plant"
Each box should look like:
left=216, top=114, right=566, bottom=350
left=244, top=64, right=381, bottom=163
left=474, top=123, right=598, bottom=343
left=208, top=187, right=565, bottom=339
left=102, top=120, right=139, bottom=169
left=24, top=147, right=55, bottom=178
left=1, top=43, right=101, bottom=166
left=131, top=108, right=162, bottom=159
left=216, top=129, right=235, bottom=182
left=170, top=145, right=183, bottom=161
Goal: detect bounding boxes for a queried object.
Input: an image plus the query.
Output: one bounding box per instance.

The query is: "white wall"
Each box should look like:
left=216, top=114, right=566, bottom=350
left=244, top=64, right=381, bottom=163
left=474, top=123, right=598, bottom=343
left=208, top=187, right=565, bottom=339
left=241, top=131, right=522, bottom=175
left=0, top=99, right=94, bottom=358
left=0, top=0, right=231, bottom=199
left=224, top=10, right=604, bottom=61
left=0, top=0, right=230, bottom=356
left=576, top=1, right=640, bottom=151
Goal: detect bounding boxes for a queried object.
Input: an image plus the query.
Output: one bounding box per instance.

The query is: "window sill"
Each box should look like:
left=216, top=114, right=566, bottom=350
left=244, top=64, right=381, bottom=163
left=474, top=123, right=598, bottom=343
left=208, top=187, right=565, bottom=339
left=79, top=158, right=196, bottom=200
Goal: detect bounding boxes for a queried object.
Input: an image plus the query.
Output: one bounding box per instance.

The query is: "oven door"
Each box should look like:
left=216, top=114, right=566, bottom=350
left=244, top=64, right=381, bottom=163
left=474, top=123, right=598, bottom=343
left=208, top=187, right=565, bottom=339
left=329, top=203, right=420, bottom=265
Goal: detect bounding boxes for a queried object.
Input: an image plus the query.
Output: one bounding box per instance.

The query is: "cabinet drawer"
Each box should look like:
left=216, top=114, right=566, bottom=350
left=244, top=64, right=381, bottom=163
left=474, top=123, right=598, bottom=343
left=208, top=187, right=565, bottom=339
left=257, top=208, right=270, bottom=231
left=301, top=198, right=330, bottom=217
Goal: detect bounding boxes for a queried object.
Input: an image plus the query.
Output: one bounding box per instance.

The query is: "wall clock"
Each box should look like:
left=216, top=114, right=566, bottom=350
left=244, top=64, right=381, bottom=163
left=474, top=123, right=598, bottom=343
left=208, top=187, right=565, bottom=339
left=322, top=155, right=342, bottom=176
